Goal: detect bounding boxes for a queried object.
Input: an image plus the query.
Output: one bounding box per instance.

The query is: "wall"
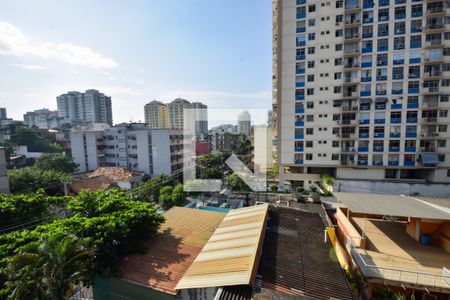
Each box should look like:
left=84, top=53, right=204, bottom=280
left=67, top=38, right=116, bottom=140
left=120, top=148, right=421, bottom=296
left=151, top=130, right=171, bottom=176
left=335, top=179, right=450, bottom=196
left=0, top=148, right=9, bottom=194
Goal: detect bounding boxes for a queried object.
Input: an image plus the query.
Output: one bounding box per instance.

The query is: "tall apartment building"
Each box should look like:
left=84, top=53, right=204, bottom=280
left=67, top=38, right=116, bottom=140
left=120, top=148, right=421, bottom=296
left=144, top=100, right=169, bottom=129
left=70, top=123, right=184, bottom=176
left=23, top=108, right=68, bottom=129
left=274, top=0, right=450, bottom=187
left=168, top=98, right=192, bottom=129
left=0, top=147, right=10, bottom=194
left=192, top=102, right=208, bottom=139
left=57, top=89, right=113, bottom=125
left=0, top=108, right=7, bottom=120
left=237, top=110, right=252, bottom=137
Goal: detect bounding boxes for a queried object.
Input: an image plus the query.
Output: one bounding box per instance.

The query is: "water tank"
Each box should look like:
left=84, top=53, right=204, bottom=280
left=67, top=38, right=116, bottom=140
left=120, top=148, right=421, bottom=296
left=420, top=234, right=430, bottom=245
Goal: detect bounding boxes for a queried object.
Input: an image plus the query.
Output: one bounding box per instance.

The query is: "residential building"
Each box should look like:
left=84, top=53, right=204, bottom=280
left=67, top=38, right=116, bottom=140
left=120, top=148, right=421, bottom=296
left=0, top=147, right=10, bottom=194
left=70, top=123, right=184, bottom=176
left=57, top=89, right=113, bottom=125
left=144, top=100, right=169, bottom=129
left=237, top=110, right=251, bottom=137
left=273, top=0, right=450, bottom=189
left=0, top=108, right=7, bottom=120
left=335, top=192, right=450, bottom=298
left=192, top=102, right=208, bottom=139
left=168, top=98, right=192, bottom=129
left=23, top=108, right=68, bottom=129
left=208, top=127, right=242, bottom=153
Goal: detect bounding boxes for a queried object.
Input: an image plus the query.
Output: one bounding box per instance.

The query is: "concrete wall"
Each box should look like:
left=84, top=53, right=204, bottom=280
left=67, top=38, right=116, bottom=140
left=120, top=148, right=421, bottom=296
left=335, top=179, right=450, bottom=196
left=151, top=130, right=171, bottom=176
left=0, top=148, right=9, bottom=193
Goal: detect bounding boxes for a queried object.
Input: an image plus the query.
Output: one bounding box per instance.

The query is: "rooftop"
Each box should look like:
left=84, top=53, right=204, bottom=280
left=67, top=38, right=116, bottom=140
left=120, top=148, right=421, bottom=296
left=120, top=207, right=225, bottom=295
left=257, top=206, right=353, bottom=300
left=175, top=203, right=269, bottom=290
left=70, top=175, right=116, bottom=193
left=335, top=192, right=450, bottom=220
left=88, top=167, right=143, bottom=182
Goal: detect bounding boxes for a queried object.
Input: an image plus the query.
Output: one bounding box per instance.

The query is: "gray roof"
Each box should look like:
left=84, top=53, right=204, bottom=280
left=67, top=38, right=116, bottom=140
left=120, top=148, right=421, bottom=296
left=412, top=196, right=450, bottom=209
left=334, top=192, right=450, bottom=220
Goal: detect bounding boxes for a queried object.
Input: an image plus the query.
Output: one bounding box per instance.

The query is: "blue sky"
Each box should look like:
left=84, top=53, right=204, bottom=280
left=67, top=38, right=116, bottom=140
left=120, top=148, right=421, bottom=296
left=0, top=0, right=272, bottom=124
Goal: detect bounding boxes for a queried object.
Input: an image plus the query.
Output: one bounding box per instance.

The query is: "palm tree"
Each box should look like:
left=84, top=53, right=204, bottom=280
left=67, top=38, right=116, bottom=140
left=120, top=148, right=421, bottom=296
left=6, top=233, right=94, bottom=300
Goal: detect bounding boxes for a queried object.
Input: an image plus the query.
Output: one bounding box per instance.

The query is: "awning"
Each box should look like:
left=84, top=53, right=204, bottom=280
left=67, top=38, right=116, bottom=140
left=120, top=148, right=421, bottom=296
left=421, top=152, right=439, bottom=164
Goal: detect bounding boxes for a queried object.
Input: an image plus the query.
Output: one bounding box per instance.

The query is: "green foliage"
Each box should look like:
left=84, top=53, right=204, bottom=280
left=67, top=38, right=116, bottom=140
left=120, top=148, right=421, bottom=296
left=8, top=167, right=72, bottom=195
left=309, top=185, right=318, bottom=192
left=295, top=186, right=304, bottom=193
left=320, top=173, right=334, bottom=186
left=35, top=153, right=78, bottom=174
left=171, top=184, right=185, bottom=206
left=9, top=128, right=58, bottom=153
left=345, top=270, right=367, bottom=296
left=199, top=167, right=222, bottom=179
left=132, top=174, right=174, bottom=202
left=0, top=189, right=164, bottom=297
left=224, top=173, right=250, bottom=191
left=0, top=191, right=68, bottom=229
left=270, top=185, right=278, bottom=192
left=197, top=153, right=226, bottom=169
left=4, top=233, right=94, bottom=300
left=159, top=186, right=174, bottom=210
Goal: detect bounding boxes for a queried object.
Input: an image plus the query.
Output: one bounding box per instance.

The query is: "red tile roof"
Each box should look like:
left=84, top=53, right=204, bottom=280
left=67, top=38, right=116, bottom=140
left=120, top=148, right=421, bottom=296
left=70, top=175, right=116, bottom=193
left=120, top=207, right=225, bottom=295
left=88, top=167, right=141, bottom=182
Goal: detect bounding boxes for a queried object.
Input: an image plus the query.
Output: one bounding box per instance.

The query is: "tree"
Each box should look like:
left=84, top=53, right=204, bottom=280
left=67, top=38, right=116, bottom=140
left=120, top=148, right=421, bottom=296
left=171, top=184, right=185, bottom=207
left=10, top=128, right=56, bottom=153
left=8, top=167, right=72, bottom=195
left=159, top=186, right=174, bottom=210
left=224, top=173, right=250, bottom=191
left=5, top=233, right=94, bottom=300
left=132, top=174, right=174, bottom=202
left=199, top=167, right=222, bottom=179
left=35, top=153, right=78, bottom=174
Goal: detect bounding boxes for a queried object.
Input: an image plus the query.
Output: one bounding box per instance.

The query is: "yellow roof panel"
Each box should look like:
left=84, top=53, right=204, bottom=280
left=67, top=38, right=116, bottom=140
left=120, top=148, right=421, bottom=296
left=175, top=203, right=269, bottom=290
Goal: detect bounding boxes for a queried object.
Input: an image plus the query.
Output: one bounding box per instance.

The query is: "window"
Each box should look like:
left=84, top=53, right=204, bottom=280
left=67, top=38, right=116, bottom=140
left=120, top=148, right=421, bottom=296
left=439, top=125, right=448, bottom=132
left=307, top=102, right=314, bottom=108
left=441, top=95, right=449, bottom=102
left=439, top=109, right=448, bottom=118
left=442, top=79, right=450, bottom=87
left=378, top=23, right=389, bottom=36
left=332, top=154, right=339, bottom=160
left=306, top=115, right=314, bottom=122
left=335, top=44, right=343, bottom=51
left=336, top=0, right=343, bottom=8
left=306, top=141, right=313, bottom=147
left=308, top=4, right=316, bottom=12
left=308, top=19, right=316, bottom=26
left=394, top=22, right=405, bottom=35
left=334, top=72, right=342, bottom=79
left=332, top=141, right=340, bottom=147
left=308, top=33, right=315, bottom=40
left=308, top=47, right=315, bottom=54
left=307, top=61, right=315, bottom=68
left=410, top=35, right=422, bottom=48
left=335, top=58, right=343, bottom=65
left=307, top=88, right=314, bottom=95
left=336, top=15, right=343, bottom=23
left=306, top=154, right=313, bottom=160
left=335, top=29, right=343, bottom=37
left=444, top=48, right=450, bottom=56
left=334, top=86, right=342, bottom=93
left=307, top=74, right=315, bottom=82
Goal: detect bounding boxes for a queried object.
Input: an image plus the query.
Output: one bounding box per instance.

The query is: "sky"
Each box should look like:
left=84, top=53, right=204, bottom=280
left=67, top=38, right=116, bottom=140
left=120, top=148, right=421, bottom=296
left=0, top=0, right=272, bottom=126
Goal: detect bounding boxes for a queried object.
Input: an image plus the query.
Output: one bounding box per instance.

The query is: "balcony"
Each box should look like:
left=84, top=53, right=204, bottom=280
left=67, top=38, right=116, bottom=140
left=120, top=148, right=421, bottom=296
left=295, top=159, right=304, bottom=164
left=406, top=117, right=418, bottom=123
left=341, top=159, right=356, bottom=166
left=362, top=32, right=373, bottom=38
left=405, top=146, right=416, bottom=152
left=341, top=147, right=357, bottom=152
left=363, top=17, right=373, bottom=24
left=411, top=10, right=423, bottom=17
left=342, top=106, right=359, bottom=112
left=345, top=2, right=361, bottom=11
left=295, top=108, right=305, bottom=114
left=296, top=27, right=306, bottom=33
left=362, top=47, right=373, bottom=53
left=360, top=105, right=371, bottom=111
left=376, top=75, right=387, bottom=81
left=359, top=132, right=369, bottom=138
left=424, top=71, right=442, bottom=78
left=296, top=40, right=306, bottom=47
left=374, top=132, right=385, bottom=138
left=363, top=0, right=374, bottom=8
left=391, top=104, right=402, bottom=109
left=358, top=146, right=369, bottom=152
left=423, top=87, right=440, bottom=94
left=426, top=7, right=445, bottom=15
left=425, top=23, right=445, bottom=32
left=375, top=103, right=386, bottom=110
left=376, top=90, right=387, bottom=96
left=357, top=159, right=368, bottom=166
left=389, top=146, right=400, bottom=152
left=296, top=68, right=305, bottom=74
left=295, top=95, right=305, bottom=101
left=361, top=76, right=372, bottom=82
left=406, top=132, right=417, bottom=138
left=390, top=132, right=401, bottom=138
left=375, top=118, right=385, bottom=124
left=377, top=45, right=389, bottom=52
left=361, top=62, right=372, bottom=68
left=392, top=74, right=404, bottom=80
left=296, top=0, right=306, bottom=4
left=373, top=146, right=384, bottom=152
left=360, top=91, right=371, bottom=96
left=425, top=39, right=442, bottom=47
left=296, top=82, right=305, bottom=87
left=344, top=62, right=360, bottom=69
left=390, top=118, right=402, bottom=123
left=409, top=57, right=421, bottom=64
left=404, top=160, right=415, bottom=166
left=295, top=121, right=305, bottom=126
left=422, top=117, right=438, bottom=123
left=294, top=146, right=304, bottom=152
left=372, top=160, right=383, bottom=166
left=388, top=160, right=399, bottom=166
left=408, top=88, right=420, bottom=94
left=296, top=54, right=306, bottom=60
left=294, top=134, right=304, bottom=139
left=343, top=91, right=359, bottom=98
left=393, top=59, right=404, bottom=65
left=407, top=102, right=419, bottom=108
left=359, top=119, right=370, bottom=124
left=296, top=12, right=306, bottom=19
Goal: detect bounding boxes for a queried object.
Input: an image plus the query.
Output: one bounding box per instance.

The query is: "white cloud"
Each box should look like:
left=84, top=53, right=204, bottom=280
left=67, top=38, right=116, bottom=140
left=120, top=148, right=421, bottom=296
left=12, top=63, right=45, bottom=70
left=0, top=21, right=118, bottom=69
left=96, top=86, right=141, bottom=96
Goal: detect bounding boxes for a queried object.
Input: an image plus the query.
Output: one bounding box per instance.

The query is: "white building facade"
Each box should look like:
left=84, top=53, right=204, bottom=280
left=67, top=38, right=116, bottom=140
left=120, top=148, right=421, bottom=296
left=70, top=123, right=183, bottom=176
left=274, top=0, right=450, bottom=187
left=23, top=109, right=68, bottom=129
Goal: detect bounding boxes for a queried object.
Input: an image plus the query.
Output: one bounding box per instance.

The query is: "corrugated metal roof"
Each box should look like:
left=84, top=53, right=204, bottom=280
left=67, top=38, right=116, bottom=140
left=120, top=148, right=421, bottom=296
left=175, top=203, right=269, bottom=290
left=335, top=192, right=450, bottom=220
left=120, top=206, right=225, bottom=295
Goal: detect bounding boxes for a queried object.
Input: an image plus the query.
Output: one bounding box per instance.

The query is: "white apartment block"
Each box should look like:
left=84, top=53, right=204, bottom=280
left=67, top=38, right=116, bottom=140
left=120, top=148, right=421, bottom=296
left=168, top=98, right=192, bottom=129
left=144, top=100, right=169, bottom=129
left=237, top=110, right=252, bottom=137
left=0, top=147, right=10, bottom=194
left=57, top=89, right=113, bottom=126
left=23, top=109, right=68, bottom=129
left=273, top=0, right=450, bottom=187
left=70, top=123, right=184, bottom=177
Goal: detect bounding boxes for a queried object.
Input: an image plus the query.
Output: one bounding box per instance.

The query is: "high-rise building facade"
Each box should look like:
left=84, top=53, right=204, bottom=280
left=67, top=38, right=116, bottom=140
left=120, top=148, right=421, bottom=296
left=144, top=100, right=169, bottom=129
left=192, top=102, right=208, bottom=139
left=23, top=108, right=68, bottom=129
left=168, top=98, right=192, bottom=129
left=57, top=89, right=113, bottom=125
left=0, top=108, right=7, bottom=120
left=274, top=0, right=450, bottom=186
left=237, top=110, right=252, bottom=137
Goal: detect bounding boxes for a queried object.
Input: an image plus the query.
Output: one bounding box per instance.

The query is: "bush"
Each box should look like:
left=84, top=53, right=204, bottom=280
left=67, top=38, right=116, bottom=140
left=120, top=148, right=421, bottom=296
left=309, top=185, right=318, bottom=192
left=295, top=186, right=304, bottom=193
left=8, top=167, right=72, bottom=195
left=35, top=153, right=78, bottom=174
left=270, top=185, right=278, bottom=192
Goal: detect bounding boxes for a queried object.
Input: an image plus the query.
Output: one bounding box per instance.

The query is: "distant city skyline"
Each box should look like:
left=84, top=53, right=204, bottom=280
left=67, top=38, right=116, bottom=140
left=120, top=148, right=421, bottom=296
left=0, top=0, right=272, bottom=124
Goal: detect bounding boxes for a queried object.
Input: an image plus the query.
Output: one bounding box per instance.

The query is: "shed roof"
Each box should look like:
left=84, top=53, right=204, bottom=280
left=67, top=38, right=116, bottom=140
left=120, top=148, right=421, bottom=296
left=175, top=203, right=269, bottom=290
left=88, top=167, right=142, bottom=182
left=120, top=207, right=225, bottom=295
left=334, top=192, right=450, bottom=220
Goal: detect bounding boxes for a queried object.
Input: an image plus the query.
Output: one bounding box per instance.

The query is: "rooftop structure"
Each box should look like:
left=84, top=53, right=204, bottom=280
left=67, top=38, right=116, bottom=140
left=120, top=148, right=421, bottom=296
left=335, top=192, right=450, bottom=296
